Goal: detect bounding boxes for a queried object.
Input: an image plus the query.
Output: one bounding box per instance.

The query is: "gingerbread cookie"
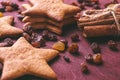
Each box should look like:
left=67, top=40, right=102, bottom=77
left=22, top=4, right=76, bottom=28
left=23, top=16, right=76, bottom=28
left=22, top=0, right=80, bottom=21
left=0, top=16, right=23, bottom=38
left=24, top=22, right=62, bottom=35
left=0, top=37, right=59, bottom=80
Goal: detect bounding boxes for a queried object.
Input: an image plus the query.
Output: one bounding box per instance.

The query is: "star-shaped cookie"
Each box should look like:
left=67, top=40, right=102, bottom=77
left=24, top=22, right=62, bottom=35
left=0, top=37, right=59, bottom=80
left=22, top=0, right=80, bottom=21
left=0, top=16, right=23, bottom=38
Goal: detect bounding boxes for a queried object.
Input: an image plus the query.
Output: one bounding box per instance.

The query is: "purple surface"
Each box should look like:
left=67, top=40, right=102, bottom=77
left=0, top=0, right=120, bottom=80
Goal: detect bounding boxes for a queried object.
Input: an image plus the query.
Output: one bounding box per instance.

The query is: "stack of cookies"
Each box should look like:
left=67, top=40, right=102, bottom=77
left=22, top=0, right=80, bottom=35
left=77, top=4, right=120, bottom=37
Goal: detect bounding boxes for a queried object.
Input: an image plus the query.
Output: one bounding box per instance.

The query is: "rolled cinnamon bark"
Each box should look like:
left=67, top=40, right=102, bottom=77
left=83, top=25, right=118, bottom=37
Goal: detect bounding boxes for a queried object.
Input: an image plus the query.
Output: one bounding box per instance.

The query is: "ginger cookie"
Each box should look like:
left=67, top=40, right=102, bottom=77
left=0, top=16, right=23, bottom=38
left=22, top=0, right=80, bottom=21
left=0, top=37, right=59, bottom=80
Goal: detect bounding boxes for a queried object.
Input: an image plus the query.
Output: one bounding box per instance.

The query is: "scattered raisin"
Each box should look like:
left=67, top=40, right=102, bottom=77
left=63, top=56, right=70, bottom=62
left=77, top=0, right=84, bottom=3
left=42, top=30, right=50, bottom=40
left=23, top=26, right=33, bottom=35
left=49, top=34, right=57, bottom=41
left=52, top=41, right=65, bottom=52
left=23, top=33, right=31, bottom=42
left=10, top=3, right=19, bottom=10
left=17, top=14, right=24, bottom=21
left=108, top=40, right=118, bottom=51
left=31, top=32, right=39, bottom=42
left=4, top=38, right=14, bottom=46
left=81, top=62, right=89, bottom=73
left=17, top=10, right=22, bottom=14
left=37, top=36, right=46, bottom=47
left=31, top=41, right=40, bottom=48
left=90, top=42, right=101, bottom=53
left=5, top=6, right=14, bottom=12
left=85, top=53, right=93, bottom=63
left=68, top=43, right=79, bottom=54
left=93, top=53, right=103, bottom=65
left=71, top=33, right=80, bottom=42
left=32, top=33, right=45, bottom=43
left=0, top=7, right=5, bottom=12
left=31, top=36, right=45, bottom=48
left=77, top=0, right=100, bottom=10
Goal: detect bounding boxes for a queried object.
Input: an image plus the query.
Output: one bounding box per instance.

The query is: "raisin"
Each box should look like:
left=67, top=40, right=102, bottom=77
left=93, top=53, right=103, bottom=65
left=71, top=33, right=80, bottom=42
left=108, top=40, right=118, bottom=51
left=49, top=34, right=57, bottom=41
left=90, top=42, right=101, bottom=53
left=81, top=62, right=89, bottom=73
left=37, top=36, right=46, bottom=47
left=68, top=43, right=79, bottom=54
left=31, top=32, right=39, bottom=42
left=85, top=53, right=93, bottom=63
left=10, top=3, right=19, bottom=10
left=23, top=33, right=31, bottom=42
left=4, top=38, right=14, bottom=46
left=63, top=56, right=70, bottom=62
left=5, top=6, right=14, bottom=12
left=17, top=10, right=22, bottom=14
left=52, top=41, right=65, bottom=52
left=0, top=7, right=5, bottom=12
left=23, top=26, right=33, bottom=35
left=31, top=41, right=40, bottom=48
left=17, top=14, right=24, bottom=21
left=31, top=36, right=45, bottom=48
left=77, top=0, right=84, bottom=3
left=42, top=30, right=50, bottom=40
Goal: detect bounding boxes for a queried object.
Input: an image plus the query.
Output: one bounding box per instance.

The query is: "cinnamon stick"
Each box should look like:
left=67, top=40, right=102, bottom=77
left=78, top=16, right=120, bottom=27
left=83, top=25, right=118, bottom=37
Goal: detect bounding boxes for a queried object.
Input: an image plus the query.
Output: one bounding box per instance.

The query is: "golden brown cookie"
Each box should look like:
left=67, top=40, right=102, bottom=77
left=22, top=0, right=80, bottom=21
left=22, top=3, right=76, bottom=19
left=22, top=4, right=76, bottom=29
left=24, top=22, right=62, bottom=35
left=0, top=16, right=23, bottom=38
left=0, top=37, right=59, bottom=80
left=22, top=16, right=76, bottom=28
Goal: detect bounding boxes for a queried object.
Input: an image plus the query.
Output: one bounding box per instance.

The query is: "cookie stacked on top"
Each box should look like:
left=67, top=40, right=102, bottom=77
left=22, top=0, right=80, bottom=35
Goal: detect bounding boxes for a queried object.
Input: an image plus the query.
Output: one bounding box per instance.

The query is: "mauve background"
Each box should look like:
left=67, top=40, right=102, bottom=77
left=0, top=0, right=120, bottom=80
